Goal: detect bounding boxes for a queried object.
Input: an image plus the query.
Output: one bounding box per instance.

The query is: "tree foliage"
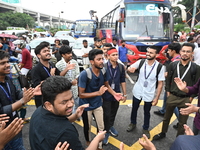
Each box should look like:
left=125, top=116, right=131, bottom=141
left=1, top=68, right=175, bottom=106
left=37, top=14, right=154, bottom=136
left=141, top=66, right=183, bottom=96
left=0, top=11, right=35, bottom=30
left=178, top=0, right=200, bottom=11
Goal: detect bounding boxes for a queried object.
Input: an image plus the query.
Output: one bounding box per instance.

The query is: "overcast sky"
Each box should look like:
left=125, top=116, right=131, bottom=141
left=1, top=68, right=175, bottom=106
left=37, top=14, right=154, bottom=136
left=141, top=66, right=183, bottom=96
left=19, top=0, right=119, bottom=21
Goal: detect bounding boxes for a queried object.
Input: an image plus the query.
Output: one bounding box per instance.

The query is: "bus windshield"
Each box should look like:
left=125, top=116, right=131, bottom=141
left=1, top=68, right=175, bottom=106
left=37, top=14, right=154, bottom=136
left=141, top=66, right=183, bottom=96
left=75, top=21, right=96, bottom=35
left=122, top=3, right=171, bottom=41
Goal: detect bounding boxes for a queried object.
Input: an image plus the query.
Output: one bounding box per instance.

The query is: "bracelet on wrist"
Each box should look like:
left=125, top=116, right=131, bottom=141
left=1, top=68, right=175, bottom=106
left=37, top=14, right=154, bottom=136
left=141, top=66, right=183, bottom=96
left=123, top=95, right=127, bottom=97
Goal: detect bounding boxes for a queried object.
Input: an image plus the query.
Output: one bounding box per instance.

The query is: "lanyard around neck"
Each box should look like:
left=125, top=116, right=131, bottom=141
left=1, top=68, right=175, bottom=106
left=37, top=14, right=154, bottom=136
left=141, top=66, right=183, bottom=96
left=0, top=82, right=12, bottom=102
left=144, top=62, right=156, bottom=80
left=43, top=65, right=52, bottom=77
left=177, top=61, right=191, bottom=80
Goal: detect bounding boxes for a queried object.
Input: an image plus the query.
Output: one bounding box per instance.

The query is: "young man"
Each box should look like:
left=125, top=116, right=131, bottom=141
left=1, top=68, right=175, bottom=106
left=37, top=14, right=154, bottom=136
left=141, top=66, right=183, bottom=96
left=127, top=46, right=165, bottom=138
left=18, top=41, right=32, bottom=76
left=153, top=43, right=200, bottom=140
left=118, top=40, right=128, bottom=66
left=31, top=42, right=61, bottom=108
left=78, top=49, right=123, bottom=150
left=56, top=45, right=80, bottom=113
left=102, top=48, right=126, bottom=145
left=95, top=39, right=102, bottom=50
left=29, top=76, right=106, bottom=150
left=111, top=37, right=119, bottom=51
left=0, top=50, right=34, bottom=150
left=154, top=43, right=181, bottom=117
left=81, top=40, right=92, bottom=69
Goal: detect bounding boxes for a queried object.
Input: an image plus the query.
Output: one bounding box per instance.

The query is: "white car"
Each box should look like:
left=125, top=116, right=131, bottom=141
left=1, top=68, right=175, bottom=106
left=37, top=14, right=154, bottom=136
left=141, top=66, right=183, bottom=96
left=72, top=38, right=94, bottom=68
left=29, top=37, right=75, bottom=57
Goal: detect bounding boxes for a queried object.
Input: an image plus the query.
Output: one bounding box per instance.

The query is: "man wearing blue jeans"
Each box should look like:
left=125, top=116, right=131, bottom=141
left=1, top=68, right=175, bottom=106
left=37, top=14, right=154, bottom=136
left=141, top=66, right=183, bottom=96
left=127, top=46, right=165, bottom=138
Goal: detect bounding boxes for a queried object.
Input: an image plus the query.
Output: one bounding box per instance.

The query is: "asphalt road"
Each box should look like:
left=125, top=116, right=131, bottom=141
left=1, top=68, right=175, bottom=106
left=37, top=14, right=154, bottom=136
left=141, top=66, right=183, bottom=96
left=23, top=73, right=196, bottom=150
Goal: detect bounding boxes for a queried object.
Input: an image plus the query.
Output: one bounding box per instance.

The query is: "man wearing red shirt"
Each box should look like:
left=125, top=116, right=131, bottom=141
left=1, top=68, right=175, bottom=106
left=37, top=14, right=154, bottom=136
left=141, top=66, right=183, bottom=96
left=18, top=41, right=32, bottom=75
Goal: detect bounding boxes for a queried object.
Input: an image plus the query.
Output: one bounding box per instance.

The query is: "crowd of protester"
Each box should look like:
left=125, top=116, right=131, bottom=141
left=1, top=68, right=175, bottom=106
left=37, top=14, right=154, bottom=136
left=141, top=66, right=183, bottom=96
left=1, top=29, right=200, bottom=150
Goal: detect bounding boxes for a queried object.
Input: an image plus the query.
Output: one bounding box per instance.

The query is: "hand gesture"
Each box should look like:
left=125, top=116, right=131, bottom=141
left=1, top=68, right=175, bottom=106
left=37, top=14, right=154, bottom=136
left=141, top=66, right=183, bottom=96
left=67, top=63, right=75, bottom=71
left=23, top=88, right=34, bottom=103
left=152, top=98, right=158, bottom=106
left=180, top=103, right=197, bottom=115
left=55, top=141, right=71, bottom=150
left=127, top=67, right=135, bottom=73
left=0, top=118, right=23, bottom=147
left=174, top=77, right=187, bottom=91
left=121, top=96, right=127, bottom=103
left=98, top=85, right=108, bottom=96
left=184, top=124, right=194, bottom=135
left=33, top=82, right=43, bottom=96
left=139, top=134, right=156, bottom=150
left=76, top=104, right=89, bottom=118
left=71, top=79, right=77, bottom=86
left=95, top=131, right=106, bottom=142
left=50, top=68, right=56, bottom=76
left=0, top=114, right=9, bottom=126
left=119, top=142, right=124, bottom=150
left=114, top=93, right=123, bottom=101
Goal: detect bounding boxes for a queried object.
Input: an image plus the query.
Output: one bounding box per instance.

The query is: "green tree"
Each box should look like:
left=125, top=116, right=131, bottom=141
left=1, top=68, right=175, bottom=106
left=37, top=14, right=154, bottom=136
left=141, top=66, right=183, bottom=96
left=0, top=11, right=35, bottom=30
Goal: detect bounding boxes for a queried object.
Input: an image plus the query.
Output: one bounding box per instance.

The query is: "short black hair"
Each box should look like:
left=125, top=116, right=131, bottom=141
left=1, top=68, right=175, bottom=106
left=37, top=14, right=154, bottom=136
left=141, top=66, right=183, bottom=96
left=182, top=43, right=195, bottom=51
left=94, top=37, right=98, bottom=42
left=148, top=45, right=159, bottom=54
left=0, top=50, right=10, bottom=60
left=103, top=43, right=112, bottom=48
left=62, top=40, right=69, bottom=46
left=97, top=39, right=101, bottom=42
left=101, top=37, right=106, bottom=41
left=121, top=40, right=126, bottom=43
left=41, top=76, right=72, bottom=105
left=83, top=40, right=88, bottom=43
left=168, top=43, right=181, bottom=54
left=187, top=37, right=194, bottom=42
left=35, top=43, right=49, bottom=55
left=112, top=37, right=118, bottom=41
left=89, top=49, right=103, bottom=60
left=59, top=45, right=72, bottom=55
left=40, top=41, right=50, bottom=47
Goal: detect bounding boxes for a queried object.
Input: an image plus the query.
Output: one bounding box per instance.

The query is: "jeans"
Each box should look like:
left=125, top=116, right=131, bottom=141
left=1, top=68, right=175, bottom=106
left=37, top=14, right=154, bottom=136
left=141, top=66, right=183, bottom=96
left=131, top=96, right=152, bottom=130
left=160, top=91, right=180, bottom=119
left=3, top=137, right=25, bottom=150
left=73, top=97, right=79, bottom=114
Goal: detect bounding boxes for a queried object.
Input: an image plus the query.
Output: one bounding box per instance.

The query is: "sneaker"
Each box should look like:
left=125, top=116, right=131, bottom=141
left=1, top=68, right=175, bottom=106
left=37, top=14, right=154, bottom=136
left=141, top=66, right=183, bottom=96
left=103, top=132, right=110, bottom=145
left=153, top=132, right=166, bottom=140
left=109, top=126, right=118, bottom=137
left=154, top=110, right=165, bottom=116
left=126, top=123, right=136, bottom=132
left=143, top=129, right=150, bottom=139
left=173, top=123, right=179, bottom=130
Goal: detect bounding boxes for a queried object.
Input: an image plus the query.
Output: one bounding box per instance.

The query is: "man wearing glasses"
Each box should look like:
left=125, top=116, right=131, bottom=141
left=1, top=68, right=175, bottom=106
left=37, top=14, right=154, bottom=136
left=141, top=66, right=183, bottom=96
left=153, top=43, right=200, bottom=140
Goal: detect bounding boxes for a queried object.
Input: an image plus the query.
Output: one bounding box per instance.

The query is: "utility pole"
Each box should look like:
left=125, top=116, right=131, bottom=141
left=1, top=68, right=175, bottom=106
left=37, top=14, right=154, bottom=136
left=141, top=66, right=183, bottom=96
left=191, top=0, right=198, bottom=31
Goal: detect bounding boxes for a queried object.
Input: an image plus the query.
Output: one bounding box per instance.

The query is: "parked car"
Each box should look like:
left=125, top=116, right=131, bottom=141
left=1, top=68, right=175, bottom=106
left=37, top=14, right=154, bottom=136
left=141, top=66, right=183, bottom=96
left=72, top=38, right=94, bottom=69
left=29, top=37, right=75, bottom=66
left=54, top=31, right=71, bottom=37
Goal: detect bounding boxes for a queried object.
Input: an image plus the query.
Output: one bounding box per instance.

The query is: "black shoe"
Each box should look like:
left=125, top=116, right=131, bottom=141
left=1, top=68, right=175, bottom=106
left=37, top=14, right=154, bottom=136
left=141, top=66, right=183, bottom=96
left=173, top=123, right=179, bottom=130
left=126, top=123, right=136, bottom=132
left=153, top=132, right=166, bottom=140
left=154, top=110, right=165, bottom=116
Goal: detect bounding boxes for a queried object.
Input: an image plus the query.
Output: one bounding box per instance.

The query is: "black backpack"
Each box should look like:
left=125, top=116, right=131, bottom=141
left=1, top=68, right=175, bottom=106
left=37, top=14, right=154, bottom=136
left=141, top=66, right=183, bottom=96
left=136, top=59, right=163, bottom=88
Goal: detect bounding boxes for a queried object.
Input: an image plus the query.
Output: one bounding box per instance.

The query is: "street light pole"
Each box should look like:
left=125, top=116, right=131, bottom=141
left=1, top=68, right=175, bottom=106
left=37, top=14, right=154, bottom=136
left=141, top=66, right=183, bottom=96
left=58, top=11, right=64, bottom=30
left=191, top=0, right=198, bottom=31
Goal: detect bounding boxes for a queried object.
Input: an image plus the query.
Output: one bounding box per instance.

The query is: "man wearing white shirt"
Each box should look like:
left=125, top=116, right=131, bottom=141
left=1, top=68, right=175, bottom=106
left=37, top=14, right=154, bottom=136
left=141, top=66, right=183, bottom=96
left=126, top=46, right=165, bottom=139
left=81, top=40, right=92, bottom=69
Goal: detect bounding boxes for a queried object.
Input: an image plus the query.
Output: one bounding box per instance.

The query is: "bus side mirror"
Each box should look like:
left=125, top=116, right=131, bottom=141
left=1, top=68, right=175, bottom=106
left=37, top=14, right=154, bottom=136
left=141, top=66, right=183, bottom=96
left=118, top=8, right=125, bottom=22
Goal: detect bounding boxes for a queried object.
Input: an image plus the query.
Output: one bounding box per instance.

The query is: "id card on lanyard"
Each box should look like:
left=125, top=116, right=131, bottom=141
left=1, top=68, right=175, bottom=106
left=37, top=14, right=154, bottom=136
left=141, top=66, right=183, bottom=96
left=0, top=82, right=16, bottom=116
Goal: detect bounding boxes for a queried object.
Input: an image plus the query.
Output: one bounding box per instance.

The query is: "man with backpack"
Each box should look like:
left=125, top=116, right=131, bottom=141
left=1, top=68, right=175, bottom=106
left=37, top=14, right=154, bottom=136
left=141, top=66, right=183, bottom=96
left=78, top=49, right=123, bottom=150
left=126, top=45, right=165, bottom=139
left=102, top=48, right=126, bottom=145
left=153, top=43, right=200, bottom=140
